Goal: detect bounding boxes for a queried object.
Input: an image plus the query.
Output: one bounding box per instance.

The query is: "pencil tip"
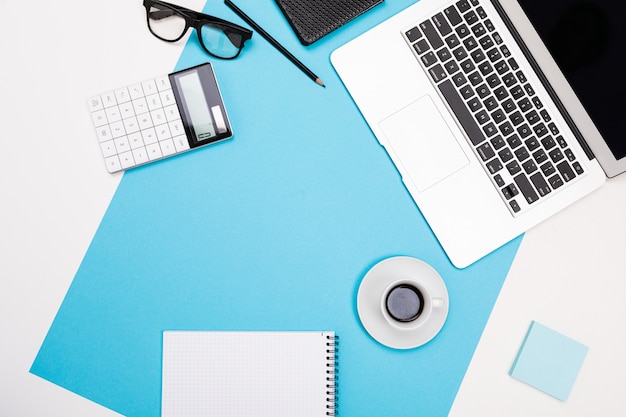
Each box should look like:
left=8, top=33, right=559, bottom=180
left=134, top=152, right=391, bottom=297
left=316, top=78, right=325, bottom=87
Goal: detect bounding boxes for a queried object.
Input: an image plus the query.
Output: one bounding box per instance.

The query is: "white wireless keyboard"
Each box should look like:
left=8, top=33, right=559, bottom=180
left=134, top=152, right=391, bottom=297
left=87, top=63, right=232, bottom=173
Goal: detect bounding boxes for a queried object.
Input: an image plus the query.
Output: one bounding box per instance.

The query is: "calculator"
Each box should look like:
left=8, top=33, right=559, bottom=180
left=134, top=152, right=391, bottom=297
left=88, top=63, right=232, bottom=173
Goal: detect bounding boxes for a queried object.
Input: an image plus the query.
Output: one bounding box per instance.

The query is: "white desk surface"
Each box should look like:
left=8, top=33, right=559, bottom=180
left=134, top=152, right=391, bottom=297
left=1, top=0, right=624, bottom=416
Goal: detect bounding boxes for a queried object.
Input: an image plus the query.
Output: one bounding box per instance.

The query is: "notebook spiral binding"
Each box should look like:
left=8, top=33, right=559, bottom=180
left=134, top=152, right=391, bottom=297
left=325, top=335, right=339, bottom=416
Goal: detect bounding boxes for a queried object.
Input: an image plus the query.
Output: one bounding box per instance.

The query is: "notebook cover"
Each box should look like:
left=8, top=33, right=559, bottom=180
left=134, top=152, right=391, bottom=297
left=275, top=0, right=384, bottom=45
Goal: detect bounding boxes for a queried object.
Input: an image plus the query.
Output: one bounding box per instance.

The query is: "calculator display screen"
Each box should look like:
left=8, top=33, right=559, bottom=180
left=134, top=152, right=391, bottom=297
left=177, top=72, right=217, bottom=141
left=170, top=63, right=232, bottom=148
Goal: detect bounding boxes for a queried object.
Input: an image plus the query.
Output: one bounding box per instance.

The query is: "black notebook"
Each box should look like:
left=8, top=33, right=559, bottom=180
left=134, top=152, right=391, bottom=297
left=275, top=0, right=384, bottom=45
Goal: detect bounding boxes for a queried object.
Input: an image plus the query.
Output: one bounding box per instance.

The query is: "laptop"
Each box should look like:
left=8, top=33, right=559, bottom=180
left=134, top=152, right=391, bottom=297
left=331, top=0, right=624, bottom=268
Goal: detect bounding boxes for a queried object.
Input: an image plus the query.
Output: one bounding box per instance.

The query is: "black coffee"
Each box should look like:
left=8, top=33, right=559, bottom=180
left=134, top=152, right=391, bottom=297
left=385, top=284, right=424, bottom=322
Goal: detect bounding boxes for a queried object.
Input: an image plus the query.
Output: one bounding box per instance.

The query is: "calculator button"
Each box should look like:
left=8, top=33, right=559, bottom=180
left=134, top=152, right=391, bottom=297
left=160, top=139, right=176, bottom=156
left=138, top=113, right=153, bottom=130
left=101, top=92, right=117, bottom=108
left=119, top=101, right=135, bottom=119
left=132, top=97, right=149, bottom=114
left=142, top=79, right=158, bottom=96
left=110, top=120, right=126, bottom=138
left=114, top=136, right=131, bottom=153
left=128, top=83, right=144, bottom=100
left=123, top=116, right=140, bottom=134
left=115, top=87, right=131, bottom=104
left=97, top=125, right=113, bottom=142
left=146, top=93, right=163, bottom=111
left=155, top=75, right=171, bottom=91
left=118, top=151, right=136, bottom=169
left=104, top=155, right=122, bottom=173
left=132, top=147, right=149, bottom=165
left=160, top=90, right=176, bottom=107
left=151, top=108, right=167, bottom=126
left=173, top=135, right=190, bottom=152
left=91, top=110, right=108, bottom=127
left=142, top=127, right=158, bottom=145
left=128, top=132, right=144, bottom=149
left=88, top=96, right=104, bottom=111
left=105, top=106, right=122, bottom=123
left=146, top=143, right=163, bottom=160
left=164, top=104, right=181, bottom=122
left=155, top=124, right=171, bottom=141
left=100, top=140, right=117, bottom=158
left=169, top=119, right=184, bottom=137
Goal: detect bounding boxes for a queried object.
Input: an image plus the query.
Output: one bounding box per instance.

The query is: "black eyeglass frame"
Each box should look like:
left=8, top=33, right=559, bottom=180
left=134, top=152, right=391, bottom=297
left=143, top=0, right=253, bottom=59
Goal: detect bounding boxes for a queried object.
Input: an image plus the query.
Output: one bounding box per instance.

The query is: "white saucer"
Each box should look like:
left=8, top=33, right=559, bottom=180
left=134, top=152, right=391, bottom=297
left=357, top=256, right=449, bottom=349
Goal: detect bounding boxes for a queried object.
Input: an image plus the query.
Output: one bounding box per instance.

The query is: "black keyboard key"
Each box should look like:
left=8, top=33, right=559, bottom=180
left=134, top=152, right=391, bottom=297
left=522, top=159, right=538, bottom=174
left=499, top=147, right=514, bottom=162
left=514, top=146, right=530, bottom=162
left=518, top=97, right=532, bottom=112
left=507, top=160, right=521, bottom=175
left=548, top=174, right=564, bottom=189
left=501, top=183, right=519, bottom=200
left=486, top=157, right=503, bottom=174
left=460, top=84, right=474, bottom=99
left=507, top=134, right=522, bottom=149
left=428, top=64, right=447, bottom=83
left=476, top=6, right=487, bottom=19
left=421, top=51, right=438, bottom=67
left=483, top=122, right=498, bottom=137
left=532, top=96, right=543, bottom=109
left=517, top=123, right=532, bottom=138
left=492, top=32, right=503, bottom=44
left=433, top=12, right=453, bottom=36
left=484, top=96, right=498, bottom=111
left=540, top=109, right=551, bottom=122
left=437, top=47, right=452, bottom=62
left=549, top=148, right=564, bottom=163
left=453, top=46, right=468, bottom=60
left=477, top=142, right=495, bottom=161
left=445, top=33, right=461, bottom=49
left=444, top=6, right=463, bottom=26
left=413, top=39, right=430, bottom=54
left=533, top=149, right=548, bottom=164
left=463, top=36, right=479, bottom=51
left=475, top=109, right=490, bottom=125
left=494, top=174, right=505, bottom=187
left=514, top=173, right=539, bottom=204
left=540, top=136, right=556, bottom=150
left=486, top=73, right=500, bottom=88
left=557, top=161, right=576, bottom=182
left=476, top=83, right=490, bottom=98
left=510, top=85, right=525, bottom=100
left=468, top=97, right=482, bottom=111
left=494, top=86, right=508, bottom=101
left=508, top=57, right=519, bottom=70
left=516, top=70, right=527, bottom=83
left=484, top=19, right=495, bottom=32
left=533, top=122, right=548, bottom=138
left=457, top=0, right=471, bottom=13
left=573, top=162, right=584, bottom=175
left=468, top=71, right=483, bottom=85
left=406, top=27, right=423, bottom=42
left=541, top=161, right=556, bottom=177
left=480, top=35, right=495, bottom=50
left=486, top=47, right=502, bottom=62
left=452, top=72, right=467, bottom=87
left=464, top=10, right=478, bottom=25
left=495, top=60, right=509, bottom=74
left=530, top=172, right=551, bottom=197
left=499, top=121, right=514, bottom=136
left=556, top=135, right=567, bottom=148
left=439, top=79, right=487, bottom=146
left=510, top=110, right=524, bottom=125
left=472, top=22, right=486, bottom=38
left=445, top=60, right=460, bottom=74
left=478, top=61, right=494, bottom=76
left=526, top=110, right=540, bottom=125
left=492, top=108, right=505, bottom=124
left=525, top=136, right=540, bottom=151
left=491, top=135, right=506, bottom=150
left=471, top=49, right=486, bottom=63
left=510, top=199, right=521, bottom=213
left=502, top=98, right=516, bottom=113
left=460, top=58, right=476, bottom=73
left=524, top=84, right=535, bottom=96
left=420, top=20, right=444, bottom=49
left=548, top=122, right=559, bottom=135
left=565, top=148, right=576, bottom=162
left=456, top=23, right=471, bottom=39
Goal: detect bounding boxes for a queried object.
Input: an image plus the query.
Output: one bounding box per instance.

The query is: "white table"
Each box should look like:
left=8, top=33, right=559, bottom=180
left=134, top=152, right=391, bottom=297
left=2, top=0, right=624, bottom=415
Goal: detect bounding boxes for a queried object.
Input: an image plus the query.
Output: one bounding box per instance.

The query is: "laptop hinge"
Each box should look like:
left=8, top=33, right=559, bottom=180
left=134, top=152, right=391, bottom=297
left=490, top=0, right=596, bottom=161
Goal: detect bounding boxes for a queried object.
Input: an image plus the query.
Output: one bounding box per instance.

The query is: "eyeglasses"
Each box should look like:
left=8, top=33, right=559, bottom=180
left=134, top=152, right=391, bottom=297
left=143, top=0, right=253, bottom=59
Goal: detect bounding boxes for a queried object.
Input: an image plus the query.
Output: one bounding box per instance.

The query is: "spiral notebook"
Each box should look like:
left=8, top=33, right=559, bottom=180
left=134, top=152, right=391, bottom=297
left=161, top=331, right=338, bottom=417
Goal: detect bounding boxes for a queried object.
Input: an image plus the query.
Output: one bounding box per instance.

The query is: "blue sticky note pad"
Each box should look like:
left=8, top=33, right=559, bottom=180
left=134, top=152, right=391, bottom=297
left=510, top=321, right=588, bottom=401
left=30, top=1, right=522, bottom=416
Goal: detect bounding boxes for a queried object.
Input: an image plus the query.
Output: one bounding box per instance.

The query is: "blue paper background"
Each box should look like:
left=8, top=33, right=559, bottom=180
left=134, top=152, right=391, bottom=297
left=31, top=1, right=521, bottom=416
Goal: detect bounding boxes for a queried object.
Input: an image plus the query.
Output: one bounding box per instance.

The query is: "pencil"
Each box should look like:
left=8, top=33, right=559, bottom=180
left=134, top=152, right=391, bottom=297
left=224, top=0, right=325, bottom=87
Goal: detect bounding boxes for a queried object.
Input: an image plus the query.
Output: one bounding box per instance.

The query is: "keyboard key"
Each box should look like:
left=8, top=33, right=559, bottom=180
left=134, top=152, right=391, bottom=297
left=444, top=6, right=463, bottom=26
left=420, top=20, right=444, bottom=49
left=433, top=12, right=452, bottom=36
left=557, top=161, right=576, bottom=182
left=439, top=79, right=486, bottom=145
left=530, top=172, right=551, bottom=197
left=514, top=173, right=539, bottom=204
left=406, top=26, right=423, bottom=42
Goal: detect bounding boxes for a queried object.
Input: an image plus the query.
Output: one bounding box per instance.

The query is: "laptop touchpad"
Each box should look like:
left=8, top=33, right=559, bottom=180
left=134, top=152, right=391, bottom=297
left=379, top=95, right=469, bottom=192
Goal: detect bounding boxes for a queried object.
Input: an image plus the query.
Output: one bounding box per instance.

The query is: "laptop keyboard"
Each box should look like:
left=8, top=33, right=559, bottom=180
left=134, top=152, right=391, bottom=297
left=404, top=0, right=585, bottom=215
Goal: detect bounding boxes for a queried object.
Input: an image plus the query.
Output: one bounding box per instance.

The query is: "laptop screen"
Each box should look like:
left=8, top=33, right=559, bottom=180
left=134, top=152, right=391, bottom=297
left=517, top=0, right=625, bottom=160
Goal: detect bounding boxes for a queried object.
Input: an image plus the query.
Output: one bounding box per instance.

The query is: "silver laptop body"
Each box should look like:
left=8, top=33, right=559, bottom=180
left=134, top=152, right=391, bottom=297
left=331, top=0, right=608, bottom=267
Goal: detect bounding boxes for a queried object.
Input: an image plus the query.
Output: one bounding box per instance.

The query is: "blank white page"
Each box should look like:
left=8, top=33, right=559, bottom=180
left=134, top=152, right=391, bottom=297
left=162, top=331, right=337, bottom=417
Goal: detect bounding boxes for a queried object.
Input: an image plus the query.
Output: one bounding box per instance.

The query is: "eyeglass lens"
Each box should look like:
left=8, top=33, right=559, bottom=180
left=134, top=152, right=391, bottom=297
left=148, top=3, right=245, bottom=59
